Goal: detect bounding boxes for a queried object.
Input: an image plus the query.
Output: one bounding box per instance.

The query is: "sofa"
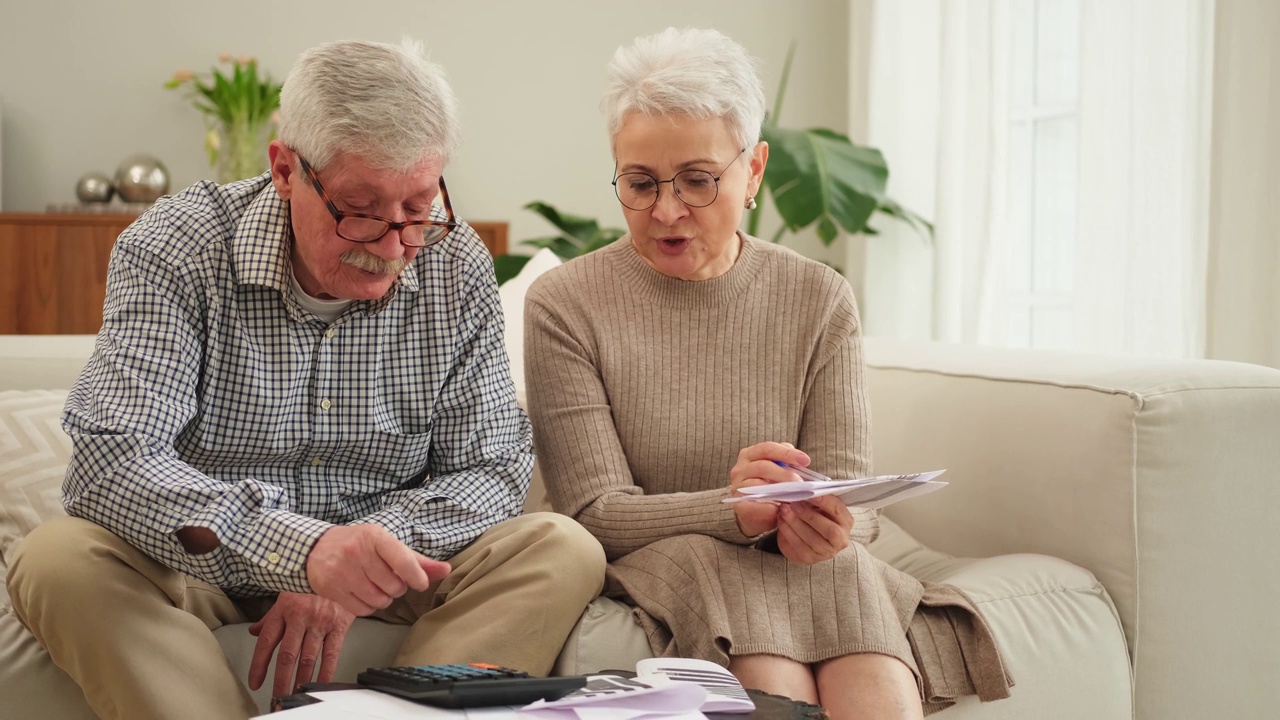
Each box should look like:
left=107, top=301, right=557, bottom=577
left=2, top=327, right=1278, bottom=719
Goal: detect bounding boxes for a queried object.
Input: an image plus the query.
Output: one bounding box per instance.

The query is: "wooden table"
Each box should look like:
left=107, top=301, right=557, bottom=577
left=0, top=212, right=508, bottom=335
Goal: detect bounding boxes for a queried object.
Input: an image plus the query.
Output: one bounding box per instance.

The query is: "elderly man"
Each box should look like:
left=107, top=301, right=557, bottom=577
left=6, top=39, right=605, bottom=720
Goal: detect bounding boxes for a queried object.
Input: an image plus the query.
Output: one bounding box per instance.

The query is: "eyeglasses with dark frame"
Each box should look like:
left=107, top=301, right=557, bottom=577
left=297, top=155, right=458, bottom=248
left=612, top=147, right=748, bottom=211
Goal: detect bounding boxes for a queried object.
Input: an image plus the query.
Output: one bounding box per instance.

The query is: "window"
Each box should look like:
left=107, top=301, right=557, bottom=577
left=1005, top=0, right=1080, bottom=349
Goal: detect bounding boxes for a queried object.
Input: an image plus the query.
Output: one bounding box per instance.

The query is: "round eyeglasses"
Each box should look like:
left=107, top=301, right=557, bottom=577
left=297, top=155, right=457, bottom=248
left=612, top=148, right=748, bottom=211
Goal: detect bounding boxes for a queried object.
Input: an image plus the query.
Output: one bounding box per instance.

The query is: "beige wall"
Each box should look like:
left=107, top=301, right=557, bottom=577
left=0, top=0, right=848, bottom=261
left=1206, top=0, right=1280, bottom=368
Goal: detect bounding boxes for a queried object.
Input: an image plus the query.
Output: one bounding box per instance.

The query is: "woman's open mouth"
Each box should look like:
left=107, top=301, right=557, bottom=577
left=657, top=236, right=691, bottom=255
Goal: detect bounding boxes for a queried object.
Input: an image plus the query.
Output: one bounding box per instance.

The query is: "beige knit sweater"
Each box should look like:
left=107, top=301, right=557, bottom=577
left=525, top=235, right=1011, bottom=711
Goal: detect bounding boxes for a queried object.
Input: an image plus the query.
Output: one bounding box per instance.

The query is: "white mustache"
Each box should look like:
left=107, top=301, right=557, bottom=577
left=340, top=250, right=407, bottom=275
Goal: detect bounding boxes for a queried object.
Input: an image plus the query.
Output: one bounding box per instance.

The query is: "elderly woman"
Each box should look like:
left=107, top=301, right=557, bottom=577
left=526, top=28, right=1014, bottom=718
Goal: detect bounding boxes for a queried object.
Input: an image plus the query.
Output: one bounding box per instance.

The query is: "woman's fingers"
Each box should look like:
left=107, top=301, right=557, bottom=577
left=778, top=503, right=850, bottom=564
left=738, top=441, right=810, bottom=467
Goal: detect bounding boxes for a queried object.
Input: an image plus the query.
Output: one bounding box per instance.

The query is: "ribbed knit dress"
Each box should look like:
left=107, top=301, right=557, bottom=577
left=524, top=235, right=1011, bottom=712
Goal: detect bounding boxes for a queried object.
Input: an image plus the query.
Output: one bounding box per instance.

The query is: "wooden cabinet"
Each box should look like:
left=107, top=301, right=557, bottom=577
left=0, top=213, right=132, bottom=335
left=0, top=213, right=508, bottom=335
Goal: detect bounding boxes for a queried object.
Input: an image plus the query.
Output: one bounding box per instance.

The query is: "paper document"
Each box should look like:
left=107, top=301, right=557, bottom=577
left=723, top=470, right=947, bottom=509
left=634, top=658, right=754, bottom=713
left=519, top=675, right=707, bottom=719
left=520, top=657, right=754, bottom=718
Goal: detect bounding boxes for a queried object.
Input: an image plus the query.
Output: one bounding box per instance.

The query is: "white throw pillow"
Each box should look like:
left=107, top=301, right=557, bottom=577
left=0, top=391, right=72, bottom=569
left=498, top=249, right=563, bottom=398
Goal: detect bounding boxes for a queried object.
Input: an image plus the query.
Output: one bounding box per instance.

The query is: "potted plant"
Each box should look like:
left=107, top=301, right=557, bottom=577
left=750, top=43, right=932, bottom=246
left=165, top=54, right=283, bottom=184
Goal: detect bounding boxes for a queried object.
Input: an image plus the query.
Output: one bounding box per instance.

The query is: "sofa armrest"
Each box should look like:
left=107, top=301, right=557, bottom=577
left=0, top=336, right=97, bottom=391
left=863, top=337, right=1280, bottom=719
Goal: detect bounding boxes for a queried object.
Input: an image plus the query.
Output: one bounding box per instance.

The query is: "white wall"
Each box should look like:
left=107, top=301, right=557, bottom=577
left=1206, top=0, right=1280, bottom=368
left=0, top=0, right=849, bottom=261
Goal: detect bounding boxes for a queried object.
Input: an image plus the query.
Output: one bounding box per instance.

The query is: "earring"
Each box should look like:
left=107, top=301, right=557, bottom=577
left=745, top=197, right=758, bottom=210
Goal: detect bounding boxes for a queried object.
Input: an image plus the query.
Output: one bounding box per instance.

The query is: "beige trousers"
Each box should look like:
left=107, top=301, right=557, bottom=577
left=7, top=512, right=605, bottom=720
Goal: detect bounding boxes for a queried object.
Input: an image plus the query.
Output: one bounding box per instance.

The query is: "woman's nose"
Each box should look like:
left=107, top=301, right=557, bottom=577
left=650, top=185, right=689, bottom=226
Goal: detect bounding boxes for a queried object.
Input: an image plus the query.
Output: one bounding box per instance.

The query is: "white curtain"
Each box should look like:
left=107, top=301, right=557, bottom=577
left=857, top=0, right=1216, bottom=358
left=1073, top=0, right=1214, bottom=358
left=856, top=0, right=1018, bottom=345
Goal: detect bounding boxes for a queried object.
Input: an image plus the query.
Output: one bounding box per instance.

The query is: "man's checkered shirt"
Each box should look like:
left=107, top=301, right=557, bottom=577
left=61, top=174, right=533, bottom=598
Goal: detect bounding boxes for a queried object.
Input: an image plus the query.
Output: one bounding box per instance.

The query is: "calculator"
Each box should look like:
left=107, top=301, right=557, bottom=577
left=356, top=663, right=588, bottom=708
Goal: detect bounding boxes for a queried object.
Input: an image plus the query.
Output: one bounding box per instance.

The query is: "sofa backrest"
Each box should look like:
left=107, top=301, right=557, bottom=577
left=0, top=336, right=97, bottom=390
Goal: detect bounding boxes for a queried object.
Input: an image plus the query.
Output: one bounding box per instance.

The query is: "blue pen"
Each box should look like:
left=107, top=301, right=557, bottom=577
left=773, top=460, right=832, bottom=483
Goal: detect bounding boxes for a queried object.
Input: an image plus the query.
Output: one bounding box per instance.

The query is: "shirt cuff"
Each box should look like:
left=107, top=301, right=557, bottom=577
left=185, top=506, right=333, bottom=594
left=236, top=510, right=334, bottom=593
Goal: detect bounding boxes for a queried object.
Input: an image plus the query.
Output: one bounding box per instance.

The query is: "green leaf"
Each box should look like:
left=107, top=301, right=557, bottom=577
left=761, top=124, right=886, bottom=240
left=492, top=254, right=533, bottom=285
left=523, top=201, right=600, bottom=244
left=211, top=71, right=235, bottom=124
left=767, top=41, right=797, bottom=129
left=816, top=216, right=838, bottom=245
left=875, top=197, right=935, bottom=242
left=752, top=41, right=935, bottom=246
left=524, top=235, right=583, bottom=261
left=579, top=228, right=623, bottom=255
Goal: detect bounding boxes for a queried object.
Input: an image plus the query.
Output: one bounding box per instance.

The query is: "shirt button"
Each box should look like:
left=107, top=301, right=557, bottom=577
left=324, top=328, right=336, bottom=339
left=310, top=457, right=323, bottom=466
left=320, top=399, right=332, bottom=411
left=267, top=552, right=281, bottom=565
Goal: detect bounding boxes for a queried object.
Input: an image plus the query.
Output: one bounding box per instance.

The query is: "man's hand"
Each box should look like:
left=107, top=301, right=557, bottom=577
left=776, top=495, right=854, bottom=564
left=306, top=524, right=451, bottom=617
left=729, top=442, right=812, bottom=538
left=248, top=592, right=355, bottom=697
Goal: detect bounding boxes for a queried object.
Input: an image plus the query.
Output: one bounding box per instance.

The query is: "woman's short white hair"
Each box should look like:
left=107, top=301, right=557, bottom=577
left=603, top=27, right=766, bottom=151
left=279, top=38, right=460, bottom=172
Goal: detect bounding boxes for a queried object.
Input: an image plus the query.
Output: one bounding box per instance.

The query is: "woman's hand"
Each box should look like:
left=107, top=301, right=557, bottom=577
left=729, top=442, right=812, bottom=538
left=776, top=494, right=854, bottom=564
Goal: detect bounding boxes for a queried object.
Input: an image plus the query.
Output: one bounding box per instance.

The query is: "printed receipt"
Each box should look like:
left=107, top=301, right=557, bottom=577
left=724, top=470, right=948, bottom=510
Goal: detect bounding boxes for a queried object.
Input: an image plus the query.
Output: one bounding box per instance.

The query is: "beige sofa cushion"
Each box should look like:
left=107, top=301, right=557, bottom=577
left=0, top=391, right=71, bottom=571
left=870, top=517, right=1131, bottom=718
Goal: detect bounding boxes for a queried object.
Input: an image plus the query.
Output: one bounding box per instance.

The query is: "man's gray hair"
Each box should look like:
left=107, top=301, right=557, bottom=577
left=279, top=38, right=460, bottom=172
left=603, top=27, right=766, bottom=151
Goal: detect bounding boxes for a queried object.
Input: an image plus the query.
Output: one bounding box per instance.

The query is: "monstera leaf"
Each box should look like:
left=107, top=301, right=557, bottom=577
left=747, top=42, right=932, bottom=246
left=492, top=202, right=626, bottom=285
left=760, top=125, right=888, bottom=245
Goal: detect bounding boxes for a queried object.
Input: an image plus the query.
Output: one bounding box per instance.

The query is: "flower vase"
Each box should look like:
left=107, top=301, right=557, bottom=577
left=213, top=120, right=271, bottom=184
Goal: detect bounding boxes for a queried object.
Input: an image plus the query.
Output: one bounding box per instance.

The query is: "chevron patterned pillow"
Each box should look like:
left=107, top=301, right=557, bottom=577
left=0, top=391, right=72, bottom=570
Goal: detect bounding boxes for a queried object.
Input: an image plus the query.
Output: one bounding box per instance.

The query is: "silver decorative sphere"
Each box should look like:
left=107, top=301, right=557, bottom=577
left=75, top=171, right=115, bottom=203
left=113, top=154, right=170, bottom=203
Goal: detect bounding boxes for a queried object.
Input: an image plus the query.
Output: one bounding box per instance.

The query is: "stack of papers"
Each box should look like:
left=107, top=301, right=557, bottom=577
left=521, top=675, right=707, bottom=719
left=723, top=470, right=947, bottom=510
left=523, top=658, right=754, bottom=719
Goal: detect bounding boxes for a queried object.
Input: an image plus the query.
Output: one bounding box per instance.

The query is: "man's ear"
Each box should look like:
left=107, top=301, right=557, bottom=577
left=269, top=141, right=295, bottom=200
